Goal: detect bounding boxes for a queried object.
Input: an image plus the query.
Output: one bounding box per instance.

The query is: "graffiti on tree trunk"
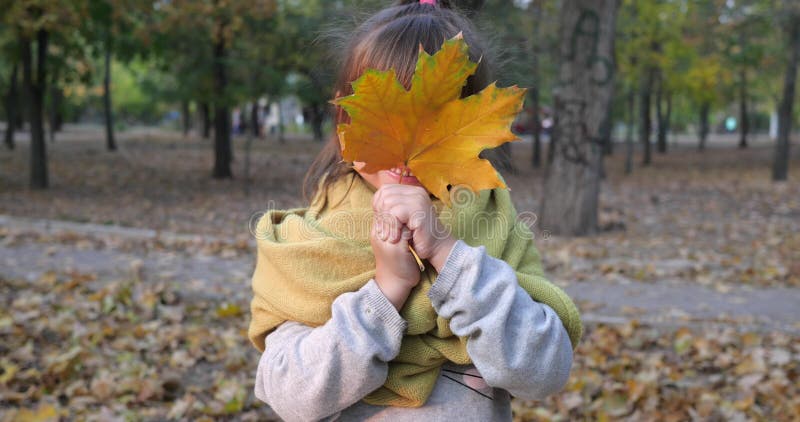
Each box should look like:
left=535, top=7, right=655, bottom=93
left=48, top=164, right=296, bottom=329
left=561, top=8, right=614, bottom=87
left=553, top=98, right=594, bottom=166
left=552, top=6, right=613, bottom=166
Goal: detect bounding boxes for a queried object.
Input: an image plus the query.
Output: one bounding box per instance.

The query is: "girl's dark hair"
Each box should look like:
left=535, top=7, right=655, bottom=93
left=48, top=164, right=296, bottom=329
left=302, top=0, right=498, bottom=204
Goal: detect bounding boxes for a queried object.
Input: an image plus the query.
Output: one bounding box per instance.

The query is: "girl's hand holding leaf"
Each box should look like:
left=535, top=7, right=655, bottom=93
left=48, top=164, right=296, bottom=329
left=371, top=213, right=421, bottom=311
left=372, top=183, right=457, bottom=273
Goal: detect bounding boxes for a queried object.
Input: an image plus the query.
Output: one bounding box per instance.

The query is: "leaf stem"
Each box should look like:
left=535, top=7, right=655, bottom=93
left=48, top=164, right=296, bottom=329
left=398, top=164, right=425, bottom=272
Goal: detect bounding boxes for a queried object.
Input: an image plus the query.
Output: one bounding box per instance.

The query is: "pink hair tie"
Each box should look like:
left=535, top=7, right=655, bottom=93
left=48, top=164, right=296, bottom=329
left=420, top=0, right=436, bottom=4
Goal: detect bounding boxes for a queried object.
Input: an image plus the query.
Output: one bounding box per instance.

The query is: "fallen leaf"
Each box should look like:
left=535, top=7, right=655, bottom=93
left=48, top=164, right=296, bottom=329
left=12, top=404, right=60, bottom=422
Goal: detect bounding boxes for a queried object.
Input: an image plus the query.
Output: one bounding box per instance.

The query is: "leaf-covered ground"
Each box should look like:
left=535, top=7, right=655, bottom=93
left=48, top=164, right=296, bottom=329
left=1, top=265, right=797, bottom=421
left=1, top=127, right=799, bottom=420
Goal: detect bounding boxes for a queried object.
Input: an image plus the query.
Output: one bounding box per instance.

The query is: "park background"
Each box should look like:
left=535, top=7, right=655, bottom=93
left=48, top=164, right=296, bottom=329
left=1, top=0, right=799, bottom=420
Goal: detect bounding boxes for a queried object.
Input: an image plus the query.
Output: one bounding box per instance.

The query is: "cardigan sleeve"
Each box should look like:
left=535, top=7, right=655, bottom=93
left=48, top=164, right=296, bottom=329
left=254, top=278, right=408, bottom=422
left=427, top=239, right=574, bottom=401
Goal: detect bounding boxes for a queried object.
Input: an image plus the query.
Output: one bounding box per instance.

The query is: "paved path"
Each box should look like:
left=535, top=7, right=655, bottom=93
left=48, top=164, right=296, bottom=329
left=2, top=214, right=798, bottom=333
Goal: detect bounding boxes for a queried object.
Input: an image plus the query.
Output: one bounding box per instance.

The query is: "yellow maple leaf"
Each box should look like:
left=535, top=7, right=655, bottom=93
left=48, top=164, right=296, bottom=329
left=331, top=32, right=527, bottom=205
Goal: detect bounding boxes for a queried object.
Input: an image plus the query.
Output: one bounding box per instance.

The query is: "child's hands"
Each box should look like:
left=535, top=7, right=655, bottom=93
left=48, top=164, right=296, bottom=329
left=372, top=184, right=457, bottom=272
left=371, top=214, right=421, bottom=311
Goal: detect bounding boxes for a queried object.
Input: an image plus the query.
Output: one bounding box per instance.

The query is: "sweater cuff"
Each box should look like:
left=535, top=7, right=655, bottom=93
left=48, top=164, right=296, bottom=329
left=427, top=239, right=473, bottom=308
left=362, top=278, right=409, bottom=338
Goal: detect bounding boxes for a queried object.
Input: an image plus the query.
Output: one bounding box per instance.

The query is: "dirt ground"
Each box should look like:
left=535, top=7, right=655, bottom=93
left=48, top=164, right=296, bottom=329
left=2, top=126, right=798, bottom=289
left=1, top=127, right=799, bottom=420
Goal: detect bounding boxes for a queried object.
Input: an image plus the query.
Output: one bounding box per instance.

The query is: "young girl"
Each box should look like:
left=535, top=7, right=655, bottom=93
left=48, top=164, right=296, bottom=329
left=248, top=1, right=583, bottom=420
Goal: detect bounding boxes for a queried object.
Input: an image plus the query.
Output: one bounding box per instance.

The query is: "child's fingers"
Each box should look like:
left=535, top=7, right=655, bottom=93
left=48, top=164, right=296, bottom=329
left=387, top=215, right=403, bottom=243
left=374, top=212, right=402, bottom=242
left=371, top=216, right=379, bottom=240
left=387, top=204, right=417, bottom=228
left=382, top=215, right=394, bottom=242
left=373, top=184, right=428, bottom=213
left=373, top=213, right=386, bottom=241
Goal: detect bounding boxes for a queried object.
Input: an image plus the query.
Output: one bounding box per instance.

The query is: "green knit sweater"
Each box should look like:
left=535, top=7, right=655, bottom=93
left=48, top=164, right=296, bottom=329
left=248, top=170, right=583, bottom=407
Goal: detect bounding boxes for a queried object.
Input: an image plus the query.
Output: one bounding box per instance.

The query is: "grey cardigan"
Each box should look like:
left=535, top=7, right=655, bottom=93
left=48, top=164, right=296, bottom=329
left=254, top=239, right=574, bottom=421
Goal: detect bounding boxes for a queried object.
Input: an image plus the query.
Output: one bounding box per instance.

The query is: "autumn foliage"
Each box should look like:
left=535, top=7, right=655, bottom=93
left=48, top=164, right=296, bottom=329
left=332, top=32, right=526, bottom=205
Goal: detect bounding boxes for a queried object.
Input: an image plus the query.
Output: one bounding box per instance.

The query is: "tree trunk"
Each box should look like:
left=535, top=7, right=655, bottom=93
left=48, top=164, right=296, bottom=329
left=14, top=105, right=23, bottom=130
left=655, top=74, right=671, bottom=154
left=244, top=119, right=254, bottom=196
left=212, top=38, right=232, bottom=178
left=540, top=0, right=619, bottom=236
left=599, top=93, right=614, bottom=157
left=773, top=15, right=799, bottom=181
left=48, top=108, right=57, bottom=142
left=493, top=144, right=514, bottom=173
left=14, top=81, right=25, bottom=130
left=639, top=67, right=654, bottom=165
left=199, top=102, right=211, bottom=139
left=698, top=101, right=710, bottom=151
left=531, top=93, right=542, bottom=167
left=738, top=67, right=749, bottom=149
left=181, top=100, right=191, bottom=137
left=47, top=62, right=61, bottom=143
left=4, top=64, right=17, bottom=150
left=54, top=95, right=62, bottom=131
left=277, top=100, right=285, bottom=143
left=22, top=30, right=49, bottom=189
left=48, top=86, right=61, bottom=142
left=104, top=39, right=116, bottom=151
left=625, top=88, right=634, bottom=175
left=546, top=126, right=557, bottom=166
left=529, top=0, right=543, bottom=168
left=310, top=102, right=324, bottom=142
left=599, top=22, right=616, bottom=158
left=251, top=101, right=259, bottom=138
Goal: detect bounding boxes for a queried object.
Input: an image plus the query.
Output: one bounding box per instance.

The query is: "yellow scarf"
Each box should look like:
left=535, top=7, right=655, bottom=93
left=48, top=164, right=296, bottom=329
left=248, top=170, right=583, bottom=407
